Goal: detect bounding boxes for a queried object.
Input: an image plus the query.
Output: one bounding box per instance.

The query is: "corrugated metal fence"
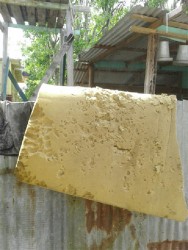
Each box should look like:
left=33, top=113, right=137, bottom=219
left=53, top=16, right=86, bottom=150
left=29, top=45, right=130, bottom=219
left=0, top=100, right=188, bottom=250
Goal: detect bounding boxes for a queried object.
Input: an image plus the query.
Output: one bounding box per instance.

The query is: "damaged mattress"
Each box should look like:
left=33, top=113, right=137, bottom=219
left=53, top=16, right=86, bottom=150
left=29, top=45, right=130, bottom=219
left=15, top=84, right=188, bottom=221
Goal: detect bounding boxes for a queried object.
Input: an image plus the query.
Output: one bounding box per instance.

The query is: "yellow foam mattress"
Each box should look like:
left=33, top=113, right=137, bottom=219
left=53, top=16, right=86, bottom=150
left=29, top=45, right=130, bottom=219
left=15, top=84, right=188, bottom=221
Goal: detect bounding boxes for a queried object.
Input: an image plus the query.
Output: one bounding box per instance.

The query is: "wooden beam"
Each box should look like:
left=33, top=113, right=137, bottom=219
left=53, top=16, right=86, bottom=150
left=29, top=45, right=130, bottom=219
left=130, top=26, right=156, bottom=35
left=130, top=25, right=188, bottom=41
left=60, top=30, right=66, bottom=86
left=144, top=34, right=158, bottom=94
left=88, top=64, right=94, bottom=87
left=131, top=14, right=158, bottom=23
left=0, top=0, right=90, bottom=12
left=168, top=21, right=188, bottom=30
left=66, top=9, right=74, bottom=86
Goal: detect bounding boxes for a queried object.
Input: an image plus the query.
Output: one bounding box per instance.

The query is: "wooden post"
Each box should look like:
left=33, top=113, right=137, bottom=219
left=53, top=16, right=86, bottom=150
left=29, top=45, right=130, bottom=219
left=144, top=34, right=158, bottom=94
left=60, top=30, right=65, bottom=86
left=66, top=8, right=74, bottom=86
left=88, top=64, right=94, bottom=87
left=1, top=23, right=8, bottom=100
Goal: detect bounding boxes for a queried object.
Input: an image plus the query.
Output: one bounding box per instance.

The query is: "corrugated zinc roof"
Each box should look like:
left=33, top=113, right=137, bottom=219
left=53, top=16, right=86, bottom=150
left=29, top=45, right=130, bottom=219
left=79, top=5, right=167, bottom=62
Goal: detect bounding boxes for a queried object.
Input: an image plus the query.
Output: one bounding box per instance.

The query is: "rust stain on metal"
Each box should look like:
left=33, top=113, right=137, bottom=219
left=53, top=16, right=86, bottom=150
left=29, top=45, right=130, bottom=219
left=86, top=200, right=132, bottom=234
left=85, top=200, right=132, bottom=249
left=147, top=240, right=188, bottom=250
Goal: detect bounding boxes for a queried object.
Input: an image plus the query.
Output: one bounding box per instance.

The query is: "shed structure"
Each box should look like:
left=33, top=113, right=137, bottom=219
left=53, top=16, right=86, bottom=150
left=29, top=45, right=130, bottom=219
left=74, top=5, right=188, bottom=99
left=0, top=3, right=188, bottom=250
left=0, top=0, right=90, bottom=100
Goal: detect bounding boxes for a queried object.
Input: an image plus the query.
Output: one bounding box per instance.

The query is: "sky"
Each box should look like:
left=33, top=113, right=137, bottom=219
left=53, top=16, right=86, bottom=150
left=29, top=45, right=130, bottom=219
left=0, top=27, right=24, bottom=59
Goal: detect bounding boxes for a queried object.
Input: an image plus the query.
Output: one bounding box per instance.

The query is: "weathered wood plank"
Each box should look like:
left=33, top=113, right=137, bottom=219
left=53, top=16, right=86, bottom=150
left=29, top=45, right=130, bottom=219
left=21, top=6, right=28, bottom=22
left=36, top=7, right=46, bottom=26
left=60, top=30, right=65, bottom=85
left=47, top=9, right=57, bottom=28
left=0, top=3, right=12, bottom=23
left=10, top=5, right=24, bottom=24
left=47, top=0, right=60, bottom=28
left=66, top=9, right=74, bottom=86
left=27, top=6, right=36, bottom=25
left=144, top=34, right=158, bottom=94
left=88, top=64, right=94, bottom=87
left=0, top=0, right=69, bottom=11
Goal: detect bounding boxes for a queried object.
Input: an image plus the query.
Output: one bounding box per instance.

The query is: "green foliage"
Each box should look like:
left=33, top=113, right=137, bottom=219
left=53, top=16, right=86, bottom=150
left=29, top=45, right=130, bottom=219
left=21, top=29, right=60, bottom=98
left=24, top=79, right=39, bottom=99
left=73, top=0, right=128, bottom=57
left=22, top=0, right=169, bottom=97
left=145, top=0, right=166, bottom=8
left=21, top=0, right=128, bottom=97
left=146, top=0, right=166, bottom=8
left=130, top=0, right=167, bottom=8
